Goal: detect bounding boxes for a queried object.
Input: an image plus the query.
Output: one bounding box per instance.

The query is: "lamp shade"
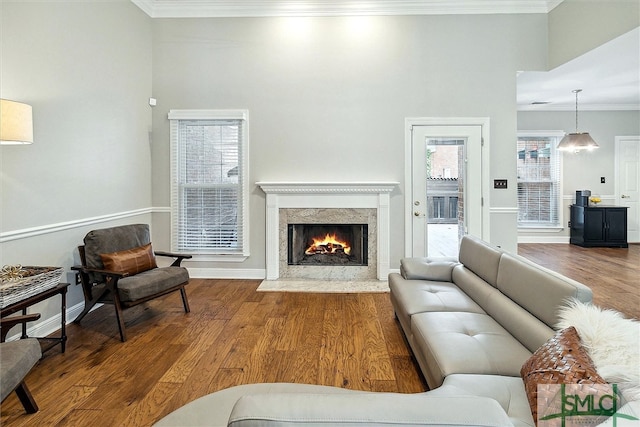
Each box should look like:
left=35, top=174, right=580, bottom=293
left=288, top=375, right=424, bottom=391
left=1, top=99, right=34, bottom=145
left=557, top=132, right=599, bottom=152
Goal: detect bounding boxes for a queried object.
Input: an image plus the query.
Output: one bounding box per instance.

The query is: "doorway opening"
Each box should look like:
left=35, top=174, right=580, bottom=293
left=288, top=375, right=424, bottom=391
left=426, top=139, right=465, bottom=256
left=406, top=120, right=487, bottom=259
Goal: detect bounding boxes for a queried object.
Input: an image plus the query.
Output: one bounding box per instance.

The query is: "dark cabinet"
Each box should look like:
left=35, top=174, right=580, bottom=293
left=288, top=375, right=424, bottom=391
left=570, top=205, right=628, bottom=248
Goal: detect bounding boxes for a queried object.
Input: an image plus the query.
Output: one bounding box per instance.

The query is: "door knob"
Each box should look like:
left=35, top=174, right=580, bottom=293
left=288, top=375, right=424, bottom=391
left=414, top=211, right=421, bottom=217
left=621, top=194, right=630, bottom=199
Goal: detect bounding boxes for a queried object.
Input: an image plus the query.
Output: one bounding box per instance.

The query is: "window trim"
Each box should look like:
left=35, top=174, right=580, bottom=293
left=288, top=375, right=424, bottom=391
left=517, top=130, right=564, bottom=231
left=169, top=109, right=250, bottom=259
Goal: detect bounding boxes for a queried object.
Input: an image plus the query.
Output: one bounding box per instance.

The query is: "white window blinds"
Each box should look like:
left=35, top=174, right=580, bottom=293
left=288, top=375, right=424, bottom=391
left=169, top=110, right=249, bottom=255
left=517, top=132, right=563, bottom=228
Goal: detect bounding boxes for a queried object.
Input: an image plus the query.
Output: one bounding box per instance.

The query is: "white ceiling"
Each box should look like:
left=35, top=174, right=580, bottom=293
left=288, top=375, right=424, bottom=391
left=518, top=26, right=640, bottom=111
left=131, top=0, right=564, bottom=17
left=131, top=0, right=639, bottom=111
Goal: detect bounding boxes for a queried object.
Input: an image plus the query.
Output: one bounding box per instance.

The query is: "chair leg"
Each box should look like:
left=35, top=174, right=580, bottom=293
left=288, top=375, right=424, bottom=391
left=112, top=297, right=128, bottom=342
left=15, top=381, right=38, bottom=414
left=180, top=287, right=190, bottom=313
left=73, top=288, right=108, bottom=324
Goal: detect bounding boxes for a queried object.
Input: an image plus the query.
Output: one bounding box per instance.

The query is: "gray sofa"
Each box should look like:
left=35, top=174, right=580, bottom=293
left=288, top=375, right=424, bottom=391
left=155, top=235, right=593, bottom=427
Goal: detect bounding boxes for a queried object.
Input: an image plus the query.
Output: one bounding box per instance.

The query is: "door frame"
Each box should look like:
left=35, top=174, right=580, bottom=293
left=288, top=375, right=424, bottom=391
left=614, top=135, right=640, bottom=243
left=404, top=117, right=491, bottom=257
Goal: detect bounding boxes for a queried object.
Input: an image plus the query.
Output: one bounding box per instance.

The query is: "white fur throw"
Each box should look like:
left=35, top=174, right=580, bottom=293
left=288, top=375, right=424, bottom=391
left=557, top=299, right=640, bottom=402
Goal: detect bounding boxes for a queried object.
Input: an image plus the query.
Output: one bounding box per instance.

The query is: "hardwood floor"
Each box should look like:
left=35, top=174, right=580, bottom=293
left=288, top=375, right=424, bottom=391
left=518, top=243, right=639, bottom=320
left=1, top=243, right=637, bottom=426
left=0, top=280, right=426, bottom=426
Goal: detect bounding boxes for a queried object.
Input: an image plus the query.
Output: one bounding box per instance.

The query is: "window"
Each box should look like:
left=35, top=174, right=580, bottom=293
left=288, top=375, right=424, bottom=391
left=432, top=196, right=445, bottom=218
left=517, top=132, right=563, bottom=228
left=169, top=110, right=249, bottom=256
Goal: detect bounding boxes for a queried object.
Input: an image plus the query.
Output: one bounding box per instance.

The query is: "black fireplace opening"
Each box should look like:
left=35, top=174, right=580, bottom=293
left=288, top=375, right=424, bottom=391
left=288, top=223, right=368, bottom=266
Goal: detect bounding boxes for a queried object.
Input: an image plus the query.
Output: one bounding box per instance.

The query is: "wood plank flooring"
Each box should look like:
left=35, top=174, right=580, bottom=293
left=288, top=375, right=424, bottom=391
left=0, top=281, right=426, bottom=426
left=1, top=243, right=637, bottom=426
left=518, top=243, right=639, bottom=320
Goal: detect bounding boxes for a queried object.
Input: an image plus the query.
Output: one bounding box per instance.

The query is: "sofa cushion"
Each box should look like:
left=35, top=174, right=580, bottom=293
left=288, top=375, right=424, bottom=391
left=400, top=257, right=459, bottom=281
left=117, top=266, right=188, bottom=302
left=101, top=243, right=157, bottom=276
left=411, top=311, right=533, bottom=387
left=481, top=286, right=557, bottom=354
left=457, top=235, right=502, bottom=287
left=228, top=393, right=513, bottom=427
left=520, top=326, right=607, bottom=424
left=0, top=338, right=41, bottom=402
left=429, top=374, right=535, bottom=427
left=154, top=383, right=357, bottom=427
left=390, top=276, right=485, bottom=317
left=496, top=253, right=593, bottom=328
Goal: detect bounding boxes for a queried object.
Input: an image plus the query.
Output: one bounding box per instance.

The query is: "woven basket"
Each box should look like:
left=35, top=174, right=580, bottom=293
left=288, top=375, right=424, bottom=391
left=0, top=266, right=64, bottom=309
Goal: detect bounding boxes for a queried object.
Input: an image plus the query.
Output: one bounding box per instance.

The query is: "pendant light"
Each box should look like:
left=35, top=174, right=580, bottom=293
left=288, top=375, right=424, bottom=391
left=557, top=89, right=598, bottom=152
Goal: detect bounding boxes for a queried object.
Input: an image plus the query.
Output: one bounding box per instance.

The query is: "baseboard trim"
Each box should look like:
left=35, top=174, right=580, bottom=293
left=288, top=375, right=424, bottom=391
left=518, top=236, right=570, bottom=244
left=188, top=268, right=266, bottom=280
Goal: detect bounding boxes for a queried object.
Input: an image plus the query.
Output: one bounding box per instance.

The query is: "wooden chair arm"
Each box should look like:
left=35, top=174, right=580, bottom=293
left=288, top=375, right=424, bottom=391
left=1, top=313, right=41, bottom=342
left=154, top=251, right=192, bottom=267
left=71, top=265, right=130, bottom=279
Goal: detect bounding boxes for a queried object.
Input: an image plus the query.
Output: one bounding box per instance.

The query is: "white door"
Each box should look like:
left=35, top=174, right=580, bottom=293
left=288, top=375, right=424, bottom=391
left=410, top=125, right=483, bottom=257
left=616, top=136, right=640, bottom=242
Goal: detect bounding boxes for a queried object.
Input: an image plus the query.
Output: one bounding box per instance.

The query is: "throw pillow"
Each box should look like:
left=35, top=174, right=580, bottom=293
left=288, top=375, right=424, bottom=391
left=100, top=243, right=157, bottom=275
left=557, top=298, right=640, bottom=401
left=521, top=326, right=607, bottom=424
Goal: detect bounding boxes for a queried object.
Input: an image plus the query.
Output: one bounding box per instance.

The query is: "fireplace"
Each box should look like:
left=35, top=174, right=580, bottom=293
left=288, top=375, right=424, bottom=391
left=257, top=181, right=397, bottom=280
left=288, top=224, right=368, bottom=266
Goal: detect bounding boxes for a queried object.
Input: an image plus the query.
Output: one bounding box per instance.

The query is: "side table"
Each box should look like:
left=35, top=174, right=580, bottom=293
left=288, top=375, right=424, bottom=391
left=0, top=282, right=69, bottom=354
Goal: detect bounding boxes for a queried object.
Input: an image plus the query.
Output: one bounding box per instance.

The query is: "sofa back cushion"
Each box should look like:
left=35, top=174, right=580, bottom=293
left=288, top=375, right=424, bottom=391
left=496, top=253, right=593, bottom=328
left=458, top=235, right=502, bottom=287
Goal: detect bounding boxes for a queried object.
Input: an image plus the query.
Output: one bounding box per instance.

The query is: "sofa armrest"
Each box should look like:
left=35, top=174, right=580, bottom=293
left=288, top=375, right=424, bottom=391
left=400, top=257, right=459, bottom=281
left=228, top=393, right=513, bottom=427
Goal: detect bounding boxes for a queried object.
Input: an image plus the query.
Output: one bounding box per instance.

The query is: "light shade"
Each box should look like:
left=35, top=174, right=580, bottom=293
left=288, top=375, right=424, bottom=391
left=1, top=99, right=34, bottom=145
left=557, top=132, right=599, bottom=152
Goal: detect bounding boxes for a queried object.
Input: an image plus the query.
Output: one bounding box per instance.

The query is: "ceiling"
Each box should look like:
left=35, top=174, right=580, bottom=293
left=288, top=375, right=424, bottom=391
left=518, top=26, right=640, bottom=111
left=131, top=0, right=639, bottom=111
left=131, top=0, right=564, bottom=17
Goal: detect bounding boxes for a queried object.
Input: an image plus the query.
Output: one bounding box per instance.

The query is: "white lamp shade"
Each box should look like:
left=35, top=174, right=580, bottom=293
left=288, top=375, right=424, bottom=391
left=1, top=99, right=34, bottom=145
left=557, top=132, right=599, bottom=151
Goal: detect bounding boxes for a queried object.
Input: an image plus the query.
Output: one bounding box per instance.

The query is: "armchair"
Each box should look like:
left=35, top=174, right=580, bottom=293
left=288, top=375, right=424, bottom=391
left=0, top=314, right=42, bottom=414
left=72, top=224, right=191, bottom=342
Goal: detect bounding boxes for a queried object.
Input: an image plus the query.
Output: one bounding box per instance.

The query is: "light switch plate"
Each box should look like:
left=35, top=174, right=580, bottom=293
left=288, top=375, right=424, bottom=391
left=494, top=179, right=507, bottom=189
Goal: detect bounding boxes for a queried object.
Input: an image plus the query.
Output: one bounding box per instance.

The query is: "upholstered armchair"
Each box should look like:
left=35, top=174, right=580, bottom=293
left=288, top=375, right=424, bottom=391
left=72, top=224, right=191, bottom=342
left=0, top=314, right=42, bottom=414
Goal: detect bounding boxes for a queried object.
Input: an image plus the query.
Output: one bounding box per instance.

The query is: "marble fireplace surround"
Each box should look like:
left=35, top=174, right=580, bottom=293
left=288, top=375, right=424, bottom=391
left=257, top=182, right=397, bottom=281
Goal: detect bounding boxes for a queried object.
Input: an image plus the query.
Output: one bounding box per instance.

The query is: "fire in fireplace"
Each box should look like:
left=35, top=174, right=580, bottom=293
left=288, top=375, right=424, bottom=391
left=288, top=224, right=368, bottom=266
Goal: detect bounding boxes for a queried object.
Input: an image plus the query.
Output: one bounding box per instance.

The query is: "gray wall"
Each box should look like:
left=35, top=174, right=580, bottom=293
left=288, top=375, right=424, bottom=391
left=548, top=0, right=640, bottom=68
left=517, top=110, right=640, bottom=241
left=0, top=1, right=152, bottom=328
left=1, top=0, right=635, bottom=336
left=150, top=14, right=548, bottom=270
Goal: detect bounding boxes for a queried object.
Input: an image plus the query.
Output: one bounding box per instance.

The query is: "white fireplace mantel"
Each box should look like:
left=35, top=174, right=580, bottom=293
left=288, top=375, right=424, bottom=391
left=257, top=182, right=398, bottom=280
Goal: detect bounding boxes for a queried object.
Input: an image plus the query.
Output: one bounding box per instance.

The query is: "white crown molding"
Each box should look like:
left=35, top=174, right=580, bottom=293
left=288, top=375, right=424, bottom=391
left=131, top=0, right=564, bottom=18
left=518, top=104, right=640, bottom=112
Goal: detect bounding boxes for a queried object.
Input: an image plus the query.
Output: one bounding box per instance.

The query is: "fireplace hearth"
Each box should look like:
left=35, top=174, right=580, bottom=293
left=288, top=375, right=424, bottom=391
left=288, top=224, right=368, bottom=266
